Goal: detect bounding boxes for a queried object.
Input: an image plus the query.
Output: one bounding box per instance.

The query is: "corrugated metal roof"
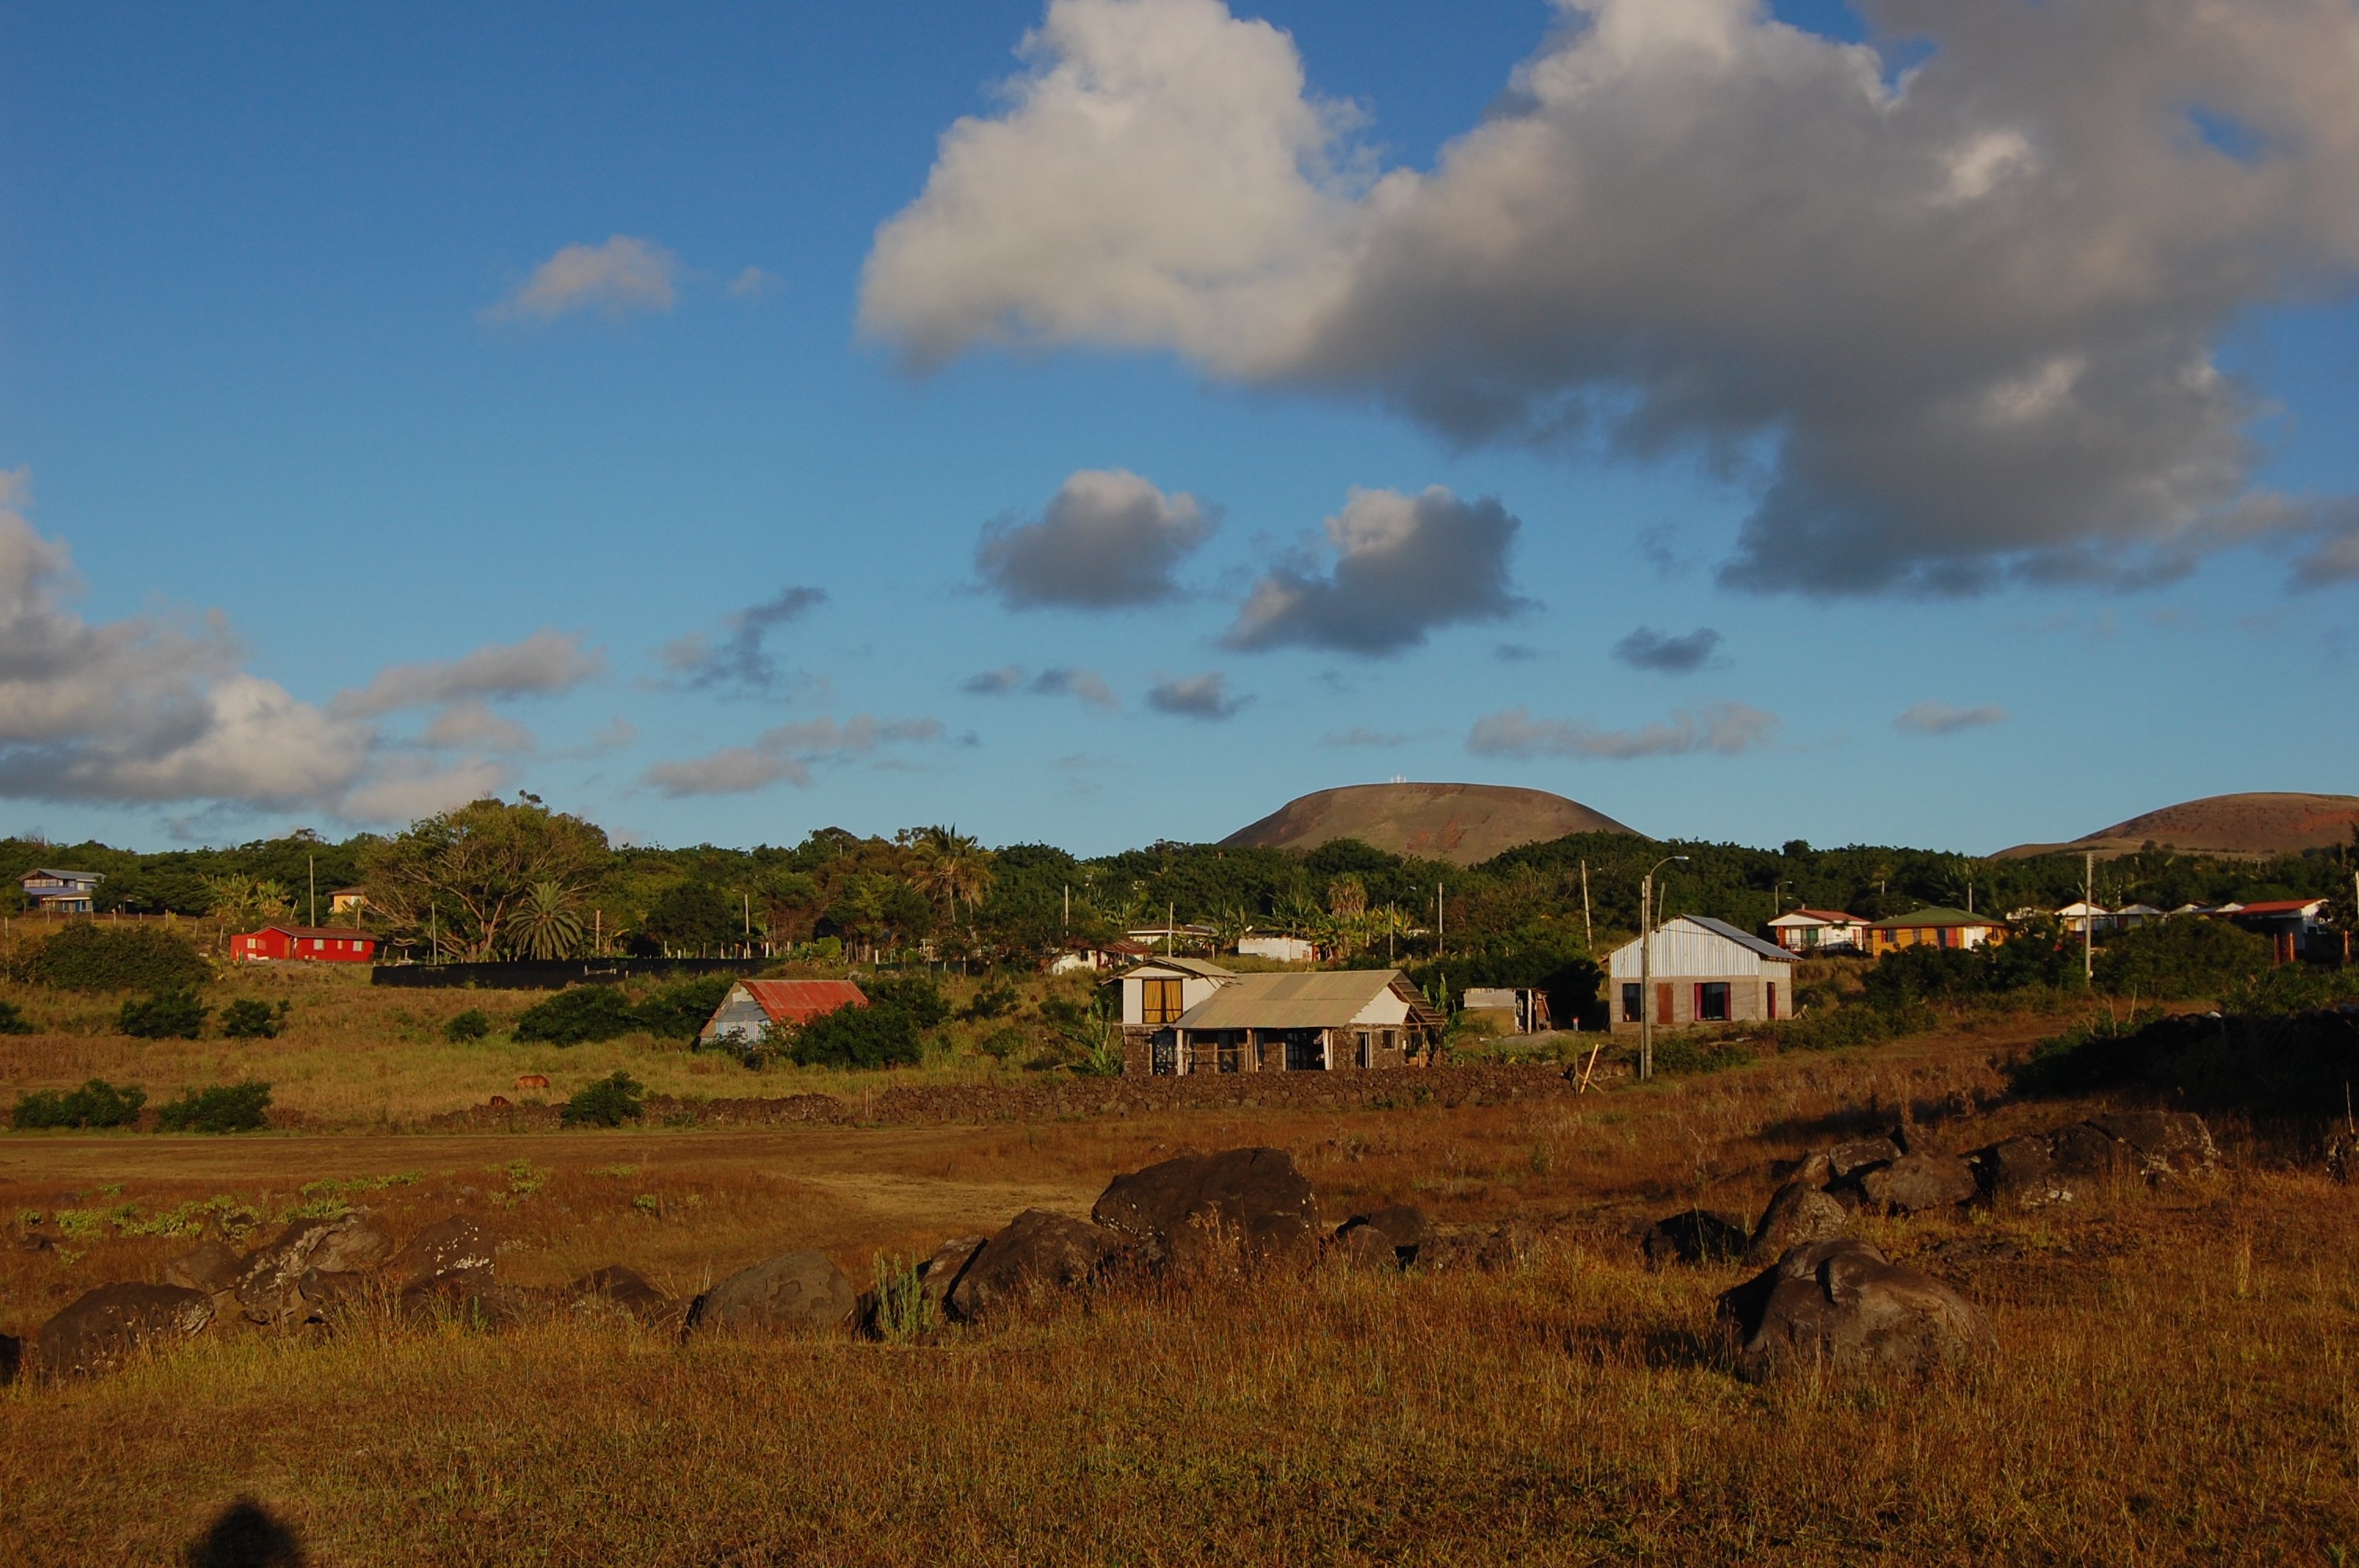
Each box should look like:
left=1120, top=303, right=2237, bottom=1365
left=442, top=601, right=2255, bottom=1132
left=1684, top=915, right=1798, bottom=964
left=1172, top=970, right=1413, bottom=1030
left=1866, top=906, right=2000, bottom=930
left=249, top=925, right=374, bottom=940
left=741, top=979, right=868, bottom=1023
left=1119, top=957, right=1235, bottom=980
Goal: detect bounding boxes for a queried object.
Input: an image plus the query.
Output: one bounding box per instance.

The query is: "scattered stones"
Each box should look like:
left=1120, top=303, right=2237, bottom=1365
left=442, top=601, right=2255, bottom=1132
left=1641, top=1209, right=1749, bottom=1268
left=1091, top=1147, right=1319, bottom=1271
left=1858, top=1152, right=1980, bottom=1215
left=35, top=1283, right=214, bottom=1377
left=685, top=1251, right=856, bottom=1338
left=1966, top=1113, right=2217, bottom=1208
left=236, top=1215, right=394, bottom=1327
left=164, top=1238, right=245, bottom=1299
left=400, top=1278, right=549, bottom=1328
left=1717, top=1239, right=1997, bottom=1383
left=947, top=1209, right=1128, bottom=1321
left=2090, top=1112, right=2218, bottom=1178
left=383, top=1216, right=495, bottom=1294
left=1746, top=1179, right=1849, bottom=1262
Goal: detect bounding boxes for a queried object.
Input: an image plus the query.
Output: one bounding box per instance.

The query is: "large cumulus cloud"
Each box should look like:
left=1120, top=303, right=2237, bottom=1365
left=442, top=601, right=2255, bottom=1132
left=863, top=0, right=2359, bottom=595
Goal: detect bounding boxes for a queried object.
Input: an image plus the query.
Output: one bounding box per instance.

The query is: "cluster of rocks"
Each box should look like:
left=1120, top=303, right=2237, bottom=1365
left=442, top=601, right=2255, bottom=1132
left=1641, top=1109, right=2215, bottom=1380
left=13, top=1210, right=674, bottom=1382
left=6, top=1146, right=1537, bottom=1380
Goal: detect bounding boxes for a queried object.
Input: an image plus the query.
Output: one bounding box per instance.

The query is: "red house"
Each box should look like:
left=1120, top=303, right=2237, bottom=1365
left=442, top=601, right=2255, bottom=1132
left=233, top=925, right=378, bottom=964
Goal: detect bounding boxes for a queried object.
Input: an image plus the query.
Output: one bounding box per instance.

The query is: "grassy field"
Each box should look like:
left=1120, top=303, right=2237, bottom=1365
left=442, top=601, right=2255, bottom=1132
left=4, top=1010, right=2357, bottom=1564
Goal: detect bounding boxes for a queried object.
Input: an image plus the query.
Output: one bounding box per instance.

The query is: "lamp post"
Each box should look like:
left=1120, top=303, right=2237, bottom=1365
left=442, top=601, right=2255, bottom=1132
left=1638, top=855, right=1690, bottom=1083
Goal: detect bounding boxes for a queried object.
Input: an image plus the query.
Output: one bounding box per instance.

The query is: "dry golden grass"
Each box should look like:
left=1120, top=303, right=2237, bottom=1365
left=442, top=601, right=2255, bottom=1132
left=3, top=1021, right=2355, bottom=1564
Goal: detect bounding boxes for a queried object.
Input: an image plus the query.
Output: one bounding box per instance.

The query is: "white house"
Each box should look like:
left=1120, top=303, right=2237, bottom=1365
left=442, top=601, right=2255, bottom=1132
left=1236, top=934, right=1320, bottom=964
left=1606, top=915, right=1800, bottom=1032
left=1110, top=957, right=1237, bottom=1029
left=20, top=868, right=100, bottom=914
left=2054, top=900, right=2115, bottom=935
left=1766, top=909, right=1866, bottom=955
left=1143, top=968, right=1445, bottom=1076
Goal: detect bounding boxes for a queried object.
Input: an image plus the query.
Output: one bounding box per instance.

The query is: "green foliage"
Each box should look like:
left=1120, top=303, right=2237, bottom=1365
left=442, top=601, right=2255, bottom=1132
left=869, top=1251, right=939, bottom=1342
left=444, top=1008, right=491, bottom=1042
left=959, top=982, right=1020, bottom=1022
left=12, top=1078, right=146, bottom=1130
left=120, top=988, right=209, bottom=1039
left=357, top=796, right=609, bottom=960
left=2093, top=917, right=2272, bottom=1000
left=155, top=1078, right=273, bottom=1134
left=26, top=923, right=209, bottom=993
left=641, top=882, right=742, bottom=953
left=512, top=985, right=642, bottom=1045
left=1768, top=1002, right=1936, bottom=1053
left=631, top=975, right=740, bottom=1041
left=0, top=1000, right=33, bottom=1035
left=562, top=1071, right=645, bottom=1128
left=220, top=998, right=289, bottom=1039
left=1639, top=1035, right=1757, bottom=1076
left=2220, top=964, right=2350, bottom=1018
left=787, top=978, right=945, bottom=1069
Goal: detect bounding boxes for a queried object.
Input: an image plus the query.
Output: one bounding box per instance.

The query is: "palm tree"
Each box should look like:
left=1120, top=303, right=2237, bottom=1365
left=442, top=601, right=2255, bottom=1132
left=907, top=826, right=996, bottom=918
left=507, top=880, right=585, bottom=960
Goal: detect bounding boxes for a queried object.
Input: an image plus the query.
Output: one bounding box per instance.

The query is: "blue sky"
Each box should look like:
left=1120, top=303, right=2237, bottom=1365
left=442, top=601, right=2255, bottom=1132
left=2, top=0, right=2354, bottom=856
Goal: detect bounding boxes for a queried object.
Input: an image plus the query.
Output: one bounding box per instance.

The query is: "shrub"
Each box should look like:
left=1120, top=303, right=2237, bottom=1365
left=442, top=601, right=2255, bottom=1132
left=1767, top=1000, right=1936, bottom=1053
left=789, top=1002, right=926, bottom=1069
left=120, top=989, right=209, bottom=1039
left=220, top=998, right=287, bottom=1039
left=444, top=1008, right=491, bottom=1042
left=562, top=1071, right=645, bottom=1128
left=155, top=1079, right=273, bottom=1134
left=631, top=975, right=738, bottom=1041
left=25, top=923, right=209, bottom=993
left=0, top=1000, right=33, bottom=1036
left=959, top=983, right=1020, bottom=1022
left=512, top=985, right=640, bottom=1045
left=2094, top=917, right=2271, bottom=1001
left=12, top=1078, right=146, bottom=1130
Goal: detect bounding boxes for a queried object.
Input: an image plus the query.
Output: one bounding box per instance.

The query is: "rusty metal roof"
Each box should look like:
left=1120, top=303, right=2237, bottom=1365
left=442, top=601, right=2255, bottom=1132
left=740, top=979, right=868, bottom=1023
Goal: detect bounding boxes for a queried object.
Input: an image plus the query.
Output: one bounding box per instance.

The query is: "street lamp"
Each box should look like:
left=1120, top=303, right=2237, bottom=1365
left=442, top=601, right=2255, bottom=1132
left=1638, top=854, right=1690, bottom=1083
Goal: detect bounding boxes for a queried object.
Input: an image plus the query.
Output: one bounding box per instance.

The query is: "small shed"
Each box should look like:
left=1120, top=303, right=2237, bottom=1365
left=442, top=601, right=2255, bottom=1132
left=698, top=979, right=868, bottom=1048
left=1605, top=916, right=1799, bottom=1031
left=234, top=926, right=377, bottom=963
left=1462, top=986, right=1553, bottom=1035
left=20, top=869, right=100, bottom=914
left=329, top=887, right=369, bottom=916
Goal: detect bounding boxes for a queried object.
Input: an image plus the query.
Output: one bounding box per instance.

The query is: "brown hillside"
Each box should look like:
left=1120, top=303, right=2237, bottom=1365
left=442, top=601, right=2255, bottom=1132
left=1220, top=782, right=1640, bottom=866
left=1992, top=790, right=2359, bottom=862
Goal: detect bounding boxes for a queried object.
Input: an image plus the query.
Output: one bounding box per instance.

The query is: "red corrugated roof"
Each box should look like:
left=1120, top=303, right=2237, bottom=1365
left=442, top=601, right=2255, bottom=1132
left=245, top=925, right=374, bottom=941
left=2231, top=898, right=2324, bottom=916
left=740, top=979, right=868, bottom=1024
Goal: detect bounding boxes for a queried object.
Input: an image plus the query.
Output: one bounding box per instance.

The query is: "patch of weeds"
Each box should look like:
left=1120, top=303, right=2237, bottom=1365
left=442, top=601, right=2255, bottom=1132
left=562, top=1070, right=645, bottom=1128
left=496, top=1160, right=550, bottom=1203
left=444, top=1009, right=491, bottom=1043
left=590, top=1163, right=640, bottom=1179
left=220, top=998, right=290, bottom=1040
left=870, top=1251, right=938, bottom=1342
left=0, top=1000, right=35, bottom=1035
left=121, top=989, right=209, bottom=1040
left=632, top=1193, right=661, bottom=1217
left=13, top=1078, right=146, bottom=1130
left=55, top=1207, right=123, bottom=1240
left=155, top=1079, right=273, bottom=1134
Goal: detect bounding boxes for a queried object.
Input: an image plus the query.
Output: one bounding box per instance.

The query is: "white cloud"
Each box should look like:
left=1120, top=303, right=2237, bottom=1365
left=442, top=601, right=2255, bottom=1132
left=334, top=630, right=604, bottom=717
left=641, top=714, right=945, bottom=798
left=864, top=0, right=2359, bottom=595
left=1225, top=486, right=1527, bottom=656
left=1467, top=701, right=1780, bottom=760
left=1146, top=670, right=1246, bottom=719
left=420, top=700, right=536, bottom=753
left=1896, top=701, right=2008, bottom=736
left=729, top=267, right=780, bottom=299
left=484, top=235, right=679, bottom=322
left=977, top=469, right=1213, bottom=609
left=961, top=666, right=1027, bottom=695
left=1322, top=726, right=1407, bottom=748
left=1030, top=666, right=1118, bottom=708
left=338, top=757, right=512, bottom=824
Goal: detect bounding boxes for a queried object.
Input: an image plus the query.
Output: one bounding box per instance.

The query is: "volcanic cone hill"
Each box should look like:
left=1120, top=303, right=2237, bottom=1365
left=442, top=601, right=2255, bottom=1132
left=1220, top=783, right=1640, bottom=867
left=1992, top=791, right=2359, bottom=862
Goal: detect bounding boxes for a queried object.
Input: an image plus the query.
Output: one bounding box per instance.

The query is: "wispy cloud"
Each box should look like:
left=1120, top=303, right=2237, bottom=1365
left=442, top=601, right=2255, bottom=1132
left=482, top=235, right=679, bottom=322
left=1612, top=626, right=1724, bottom=674
left=334, top=630, right=605, bottom=717
left=640, top=714, right=943, bottom=798
left=1468, top=702, right=1780, bottom=760
left=656, top=586, right=827, bottom=692
left=1147, top=671, right=1248, bottom=720
left=1322, top=726, right=1408, bottom=748
left=728, top=267, right=780, bottom=299
left=1895, top=701, right=2008, bottom=736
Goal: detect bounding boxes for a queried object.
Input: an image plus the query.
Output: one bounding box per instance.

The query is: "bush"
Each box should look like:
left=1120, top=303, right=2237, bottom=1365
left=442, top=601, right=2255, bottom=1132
left=631, top=975, right=738, bottom=1041
left=785, top=978, right=946, bottom=1070
left=1767, top=1000, right=1936, bottom=1053
left=0, top=1000, right=33, bottom=1036
left=120, top=989, right=209, bottom=1039
left=512, top=985, right=641, bottom=1045
left=25, top=923, right=209, bottom=993
left=959, top=983, right=1020, bottom=1022
left=2094, top=917, right=2271, bottom=1000
left=155, top=1078, right=273, bottom=1134
left=12, top=1078, right=146, bottom=1130
left=220, top=998, right=287, bottom=1039
left=562, top=1070, right=645, bottom=1127
left=444, top=1008, right=491, bottom=1042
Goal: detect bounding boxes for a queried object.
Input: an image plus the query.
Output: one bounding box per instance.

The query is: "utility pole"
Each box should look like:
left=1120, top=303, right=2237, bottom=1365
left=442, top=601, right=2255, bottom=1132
left=1437, top=881, right=1445, bottom=956
left=1581, top=860, right=1593, bottom=952
left=2083, top=851, right=2095, bottom=987
left=1063, top=884, right=1070, bottom=932
left=1638, top=855, right=1689, bottom=1083
left=307, top=855, right=316, bottom=927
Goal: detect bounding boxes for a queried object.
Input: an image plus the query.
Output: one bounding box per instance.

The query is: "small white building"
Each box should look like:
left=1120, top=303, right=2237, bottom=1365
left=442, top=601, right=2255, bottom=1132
left=1606, top=916, right=1800, bottom=1032
left=1236, top=934, right=1320, bottom=964
left=2113, top=902, right=2165, bottom=929
left=2055, top=901, right=2115, bottom=935
left=1766, top=909, right=1866, bottom=955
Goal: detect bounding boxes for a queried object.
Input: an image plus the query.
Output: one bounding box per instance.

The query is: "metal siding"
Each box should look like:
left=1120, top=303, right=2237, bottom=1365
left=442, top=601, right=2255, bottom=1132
left=1608, top=921, right=1779, bottom=980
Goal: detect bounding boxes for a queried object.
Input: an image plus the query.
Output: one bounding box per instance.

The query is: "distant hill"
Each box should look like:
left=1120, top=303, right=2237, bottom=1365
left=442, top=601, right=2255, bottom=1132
left=1992, top=792, right=2359, bottom=862
left=1221, top=782, right=1640, bottom=866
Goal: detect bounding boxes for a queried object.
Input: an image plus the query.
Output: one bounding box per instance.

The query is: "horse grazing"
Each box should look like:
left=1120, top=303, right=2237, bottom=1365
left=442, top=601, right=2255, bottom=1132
left=514, top=1074, right=551, bottom=1091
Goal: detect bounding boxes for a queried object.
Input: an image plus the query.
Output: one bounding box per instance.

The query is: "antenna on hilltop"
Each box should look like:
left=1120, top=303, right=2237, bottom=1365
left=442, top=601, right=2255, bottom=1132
left=1390, top=774, right=1407, bottom=785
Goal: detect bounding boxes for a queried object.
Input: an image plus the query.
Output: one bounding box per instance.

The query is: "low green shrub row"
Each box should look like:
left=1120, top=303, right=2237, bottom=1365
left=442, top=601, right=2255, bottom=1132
left=511, top=976, right=740, bottom=1046
left=10, top=1076, right=272, bottom=1133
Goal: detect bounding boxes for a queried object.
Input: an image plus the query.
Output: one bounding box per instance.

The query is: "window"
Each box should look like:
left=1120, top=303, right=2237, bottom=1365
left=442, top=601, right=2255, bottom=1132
left=1621, top=983, right=1643, bottom=1023
left=1140, top=977, right=1184, bottom=1025
left=1284, top=1031, right=1326, bottom=1071
left=1696, top=982, right=1731, bottom=1022
left=1357, top=1030, right=1373, bottom=1068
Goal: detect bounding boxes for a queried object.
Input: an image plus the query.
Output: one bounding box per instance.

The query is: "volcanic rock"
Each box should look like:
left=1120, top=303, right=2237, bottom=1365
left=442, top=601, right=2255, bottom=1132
left=1092, top=1147, right=1319, bottom=1271
left=685, top=1251, right=856, bottom=1338
left=1717, top=1239, right=1997, bottom=1382
left=947, top=1210, right=1127, bottom=1322
left=36, top=1283, right=213, bottom=1377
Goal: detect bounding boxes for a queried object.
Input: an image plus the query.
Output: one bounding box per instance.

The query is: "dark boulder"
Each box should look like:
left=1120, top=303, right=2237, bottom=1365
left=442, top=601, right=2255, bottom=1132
left=1413, top=1218, right=1536, bottom=1275
left=1717, top=1239, right=1997, bottom=1382
left=685, top=1251, right=856, bottom=1338
left=947, top=1210, right=1127, bottom=1322
left=1972, top=1120, right=2136, bottom=1207
left=1826, top=1136, right=1900, bottom=1181
left=1857, top=1152, right=1979, bottom=1214
left=566, top=1265, right=676, bottom=1323
left=1, top=1332, right=19, bottom=1385
left=1335, top=1205, right=1432, bottom=1265
left=1325, top=1223, right=1401, bottom=1271
left=1746, top=1178, right=1848, bottom=1262
left=164, top=1238, right=245, bottom=1298
left=398, top=1276, right=550, bottom=1328
left=36, top=1282, right=213, bottom=1377
left=1641, top=1209, right=1750, bottom=1267
left=236, top=1215, right=394, bottom=1327
left=917, top=1236, right=986, bottom=1305
left=2090, top=1112, right=2217, bottom=1178
left=383, top=1215, right=495, bottom=1294
left=1092, top=1147, right=1319, bottom=1271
